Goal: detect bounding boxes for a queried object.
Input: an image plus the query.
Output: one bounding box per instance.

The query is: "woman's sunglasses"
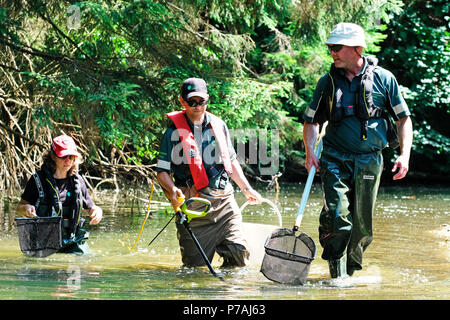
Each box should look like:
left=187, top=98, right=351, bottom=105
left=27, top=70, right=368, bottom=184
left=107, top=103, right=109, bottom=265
left=57, top=155, right=76, bottom=161
left=187, top=99, right=207, bottom=107
left=327, top=44, right=344, bottom=53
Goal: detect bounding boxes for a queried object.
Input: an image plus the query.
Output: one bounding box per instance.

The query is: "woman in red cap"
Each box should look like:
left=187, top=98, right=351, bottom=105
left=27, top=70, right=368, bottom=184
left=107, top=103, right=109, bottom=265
left=16, top=135, right=102, bottom=254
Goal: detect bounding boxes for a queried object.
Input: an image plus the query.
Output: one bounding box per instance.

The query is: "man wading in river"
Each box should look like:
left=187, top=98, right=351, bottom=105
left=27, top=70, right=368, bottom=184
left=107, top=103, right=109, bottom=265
left=156, top=78, right=262, bottom=268
left=302, top=23, right=413, bottom=278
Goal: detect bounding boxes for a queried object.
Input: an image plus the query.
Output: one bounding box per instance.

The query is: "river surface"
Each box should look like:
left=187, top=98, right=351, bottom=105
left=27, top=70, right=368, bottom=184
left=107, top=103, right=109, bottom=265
left=0, top=183, right=449, bottom=300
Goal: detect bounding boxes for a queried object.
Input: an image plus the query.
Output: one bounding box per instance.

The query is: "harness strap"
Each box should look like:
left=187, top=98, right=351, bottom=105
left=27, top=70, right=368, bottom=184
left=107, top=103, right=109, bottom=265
left=320, top=57, right=399, bottom=148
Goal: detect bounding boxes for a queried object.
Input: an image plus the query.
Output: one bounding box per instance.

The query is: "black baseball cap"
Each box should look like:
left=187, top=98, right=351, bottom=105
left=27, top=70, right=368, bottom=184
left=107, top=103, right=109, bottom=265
left=181, top=78, right=208, bottom=100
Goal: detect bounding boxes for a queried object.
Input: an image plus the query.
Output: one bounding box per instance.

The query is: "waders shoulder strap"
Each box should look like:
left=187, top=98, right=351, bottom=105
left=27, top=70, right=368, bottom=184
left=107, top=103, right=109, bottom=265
left=32, top=173, right=45, bottom=210
left=69, top=174, right=83, bottom=235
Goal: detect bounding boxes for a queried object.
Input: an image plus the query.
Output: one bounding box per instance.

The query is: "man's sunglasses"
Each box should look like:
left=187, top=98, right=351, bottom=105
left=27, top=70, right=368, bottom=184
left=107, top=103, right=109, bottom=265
left=187, top=99, right=207, bottom=107
left=327, top=44, right=344, bottom=53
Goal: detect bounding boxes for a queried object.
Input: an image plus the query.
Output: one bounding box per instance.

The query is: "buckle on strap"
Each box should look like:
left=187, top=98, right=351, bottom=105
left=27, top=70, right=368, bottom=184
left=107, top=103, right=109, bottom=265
left=175, top=178, right=194, bottom=189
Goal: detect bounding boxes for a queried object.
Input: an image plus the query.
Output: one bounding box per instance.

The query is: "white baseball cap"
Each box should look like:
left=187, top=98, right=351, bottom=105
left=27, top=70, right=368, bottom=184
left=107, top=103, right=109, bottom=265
left=326, top=22, right=367, bottom=48
left=51, top=135, right=81, bottom=158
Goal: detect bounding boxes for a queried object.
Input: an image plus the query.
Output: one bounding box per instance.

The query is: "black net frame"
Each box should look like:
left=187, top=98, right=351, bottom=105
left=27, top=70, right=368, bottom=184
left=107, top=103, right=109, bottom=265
left=15, top=216, right=62, bottom=258
left=260, top=228, right=316, bottom=285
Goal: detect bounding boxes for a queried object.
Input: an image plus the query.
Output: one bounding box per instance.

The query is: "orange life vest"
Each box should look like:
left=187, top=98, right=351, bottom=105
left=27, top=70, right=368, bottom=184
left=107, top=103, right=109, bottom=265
left=166, top=110, right=233, bottom=190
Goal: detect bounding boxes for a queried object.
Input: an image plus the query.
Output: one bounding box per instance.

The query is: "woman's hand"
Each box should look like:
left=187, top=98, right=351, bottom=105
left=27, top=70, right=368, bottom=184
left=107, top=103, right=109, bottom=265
left=16, top=200, right=37, bottom=218
left=88, top=205, right=103, bottom=225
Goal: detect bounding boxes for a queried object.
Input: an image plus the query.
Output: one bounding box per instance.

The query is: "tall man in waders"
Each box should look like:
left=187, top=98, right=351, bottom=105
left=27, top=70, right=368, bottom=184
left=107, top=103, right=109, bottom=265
left=302, top=23, right=413, bottom=278
left=156, top=78, right=262, bottom=268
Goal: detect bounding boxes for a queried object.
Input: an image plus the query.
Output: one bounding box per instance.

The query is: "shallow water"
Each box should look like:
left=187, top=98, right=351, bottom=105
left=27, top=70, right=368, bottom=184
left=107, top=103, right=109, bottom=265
left=0, top=183, right=449, bottom=300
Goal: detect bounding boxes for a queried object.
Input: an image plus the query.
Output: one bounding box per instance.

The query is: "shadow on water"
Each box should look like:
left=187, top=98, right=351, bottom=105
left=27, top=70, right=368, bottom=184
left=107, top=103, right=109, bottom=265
left=0, top=183, right=449, bottom=300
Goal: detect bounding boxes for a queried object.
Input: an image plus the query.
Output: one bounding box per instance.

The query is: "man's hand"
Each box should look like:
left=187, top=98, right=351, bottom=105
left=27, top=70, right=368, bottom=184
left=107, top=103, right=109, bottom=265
left=242, top=186, right=263, bottom=205
left=305, top=152, right=320, bottom=173
left=392, top=155, right=409, bottom=180
left=393, top=116, right=413, bottom=181
left=170, top=187, right=185, bottom=211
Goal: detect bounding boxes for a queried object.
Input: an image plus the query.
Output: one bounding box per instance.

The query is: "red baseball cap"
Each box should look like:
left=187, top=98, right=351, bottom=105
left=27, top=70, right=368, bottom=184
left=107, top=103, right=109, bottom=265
left=51, top=135, right=81, bottom=158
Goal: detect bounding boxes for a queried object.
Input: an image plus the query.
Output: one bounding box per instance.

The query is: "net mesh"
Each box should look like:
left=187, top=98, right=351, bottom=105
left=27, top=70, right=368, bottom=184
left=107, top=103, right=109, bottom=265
left=260, top=228, right=316, bottom=285
left=15, top=217, right=62, bottom=258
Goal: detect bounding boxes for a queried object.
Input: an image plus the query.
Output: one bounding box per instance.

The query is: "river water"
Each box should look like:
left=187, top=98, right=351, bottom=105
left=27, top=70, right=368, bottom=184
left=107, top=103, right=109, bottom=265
left=0, top=183, right=449, bottom=300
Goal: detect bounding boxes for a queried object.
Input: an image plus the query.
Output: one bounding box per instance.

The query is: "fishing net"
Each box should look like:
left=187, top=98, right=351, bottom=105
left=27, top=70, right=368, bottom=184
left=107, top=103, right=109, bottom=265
left=260, top=228, right=316, bottom=285
left=15, top=216, right=62, bottom=257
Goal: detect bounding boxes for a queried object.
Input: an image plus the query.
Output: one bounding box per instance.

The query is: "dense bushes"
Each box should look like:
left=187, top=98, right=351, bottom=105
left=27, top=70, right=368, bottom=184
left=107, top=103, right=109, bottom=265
left=378, top=0, right=450, bottom=176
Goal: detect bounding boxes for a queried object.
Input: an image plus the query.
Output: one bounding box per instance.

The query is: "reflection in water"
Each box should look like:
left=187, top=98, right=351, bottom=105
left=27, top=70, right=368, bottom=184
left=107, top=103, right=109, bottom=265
left=0, top=184, right=449, bottom=300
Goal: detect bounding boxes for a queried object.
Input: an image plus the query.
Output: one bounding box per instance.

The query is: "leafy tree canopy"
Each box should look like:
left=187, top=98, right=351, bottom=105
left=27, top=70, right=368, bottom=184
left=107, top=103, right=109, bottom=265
left=0, top=0, right=447, bottom=193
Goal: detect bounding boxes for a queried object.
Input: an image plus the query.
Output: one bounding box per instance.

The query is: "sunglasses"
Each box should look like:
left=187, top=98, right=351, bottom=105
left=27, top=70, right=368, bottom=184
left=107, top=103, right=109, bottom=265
left=327, top=44, right=344, bottom=53
left=186, top=99, right=207, bottom=107
left=57, top=155, right=76, bottom=161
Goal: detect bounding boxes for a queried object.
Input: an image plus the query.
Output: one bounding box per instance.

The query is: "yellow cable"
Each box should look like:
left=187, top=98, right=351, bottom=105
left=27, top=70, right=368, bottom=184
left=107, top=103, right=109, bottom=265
left=46, top=178, right=61, bottom=216
left=130, top=179, right=155, bottom=251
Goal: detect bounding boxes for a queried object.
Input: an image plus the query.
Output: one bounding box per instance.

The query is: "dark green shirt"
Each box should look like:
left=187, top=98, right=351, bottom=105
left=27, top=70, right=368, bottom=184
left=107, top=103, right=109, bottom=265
left=156, top=113, right=237, bottom=189
left=303, top=56, right=411, bottom=154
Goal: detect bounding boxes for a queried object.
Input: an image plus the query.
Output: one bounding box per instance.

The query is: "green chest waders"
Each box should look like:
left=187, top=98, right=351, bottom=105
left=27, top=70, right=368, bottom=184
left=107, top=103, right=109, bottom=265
left=259, top=126, right=326, bottom=285
left=319, top=147, right=383, bottom=277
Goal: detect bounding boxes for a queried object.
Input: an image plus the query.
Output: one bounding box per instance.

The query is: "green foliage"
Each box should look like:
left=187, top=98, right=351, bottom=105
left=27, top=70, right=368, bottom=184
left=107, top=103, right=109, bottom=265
left=1, top=0, right=447, bottom=180
left=378, top=0, right=450, bottom=173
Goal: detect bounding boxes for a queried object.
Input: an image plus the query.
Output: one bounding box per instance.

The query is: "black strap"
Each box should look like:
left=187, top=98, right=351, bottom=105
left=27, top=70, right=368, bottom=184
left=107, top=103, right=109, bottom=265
left=43, top=169, right=63, bottom=217
left=32, top=173, right=45, bottom=210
